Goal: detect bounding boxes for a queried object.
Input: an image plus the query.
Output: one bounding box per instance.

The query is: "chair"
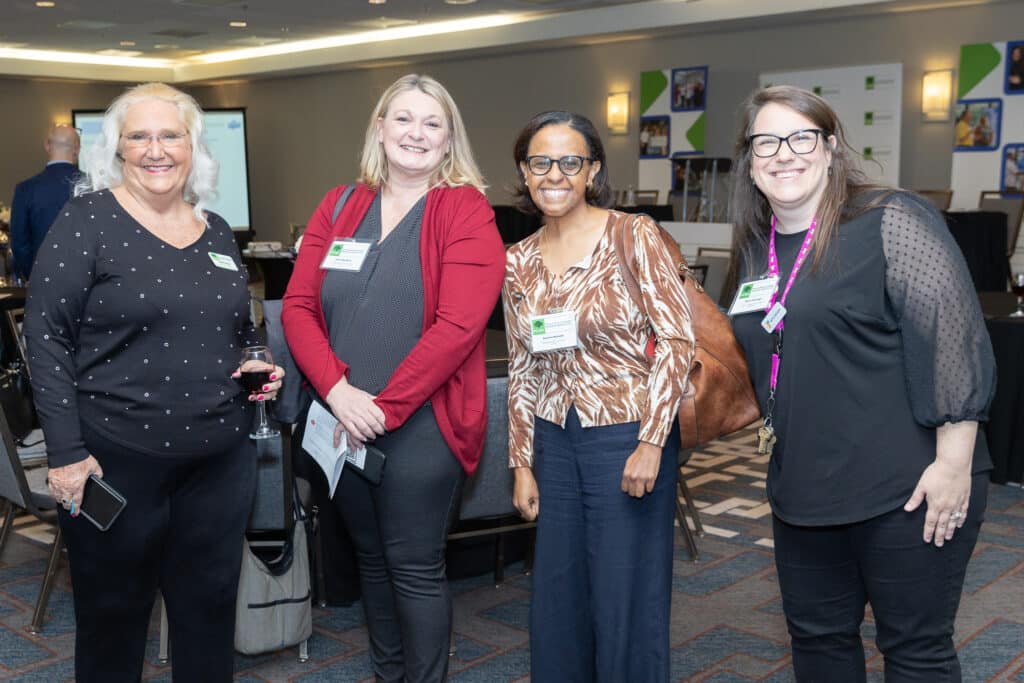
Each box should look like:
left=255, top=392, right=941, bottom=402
left=915, top=189, right=953, bottom=211
left=675, top=450, right=705, bottom=562
left=0, top=403, right=61, bottom=634
left=635, top=189, right=660, bottom=204
left=447, top=375, right=535, bottom=586
left=978, top=191, right=1024, bottom=255
left=694, top=247, right=732, bottom=307
left=5, top=308, right=29, bottom=380
left=687, top=263, right=709, bottom=287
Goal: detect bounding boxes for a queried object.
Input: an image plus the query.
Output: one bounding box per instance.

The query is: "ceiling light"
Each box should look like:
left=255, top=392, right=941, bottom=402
left=35, top=1, right=56, bottom=7
left=119, top=41, right=136, bottom=47
left=0, top=46, right=171, bottom=68
left=229, top=21, right=248, bottom=28
left=368, top=0, right=386, bottom=4
left=153, top=43, right=179, bottom=49
left=97, top=48, right=143, bottom=57
left=444, top=0, right=478, bottom=4
left=192, top=13, right=524, bottom=65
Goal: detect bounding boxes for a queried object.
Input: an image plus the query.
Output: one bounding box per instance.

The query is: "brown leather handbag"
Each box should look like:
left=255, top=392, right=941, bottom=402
left=613, top=212, right=760, bottom=449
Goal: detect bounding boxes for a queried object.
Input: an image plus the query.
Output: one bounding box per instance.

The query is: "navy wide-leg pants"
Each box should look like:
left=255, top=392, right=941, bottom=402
left=529, top=406, right=680, bottom=683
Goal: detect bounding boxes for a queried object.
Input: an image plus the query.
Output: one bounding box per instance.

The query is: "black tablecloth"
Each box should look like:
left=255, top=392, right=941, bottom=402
left=980, top=292, right=1024, bottom=484
left=492, top=205, right=541, bottom=245
left=615, top=204, right=675, bottom=222
left=245, top=255, right=295, bottom=301
left=944, top=211, right=1010, bottom=292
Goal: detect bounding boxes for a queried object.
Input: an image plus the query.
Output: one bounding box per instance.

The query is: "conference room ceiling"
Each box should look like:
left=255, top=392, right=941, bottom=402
left=2, top=0, right=660, bottom=57
left=0, top=0, right=1009, bottom=82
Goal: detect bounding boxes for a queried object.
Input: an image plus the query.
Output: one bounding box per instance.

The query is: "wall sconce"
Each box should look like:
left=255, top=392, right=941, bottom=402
left=607, top=92, right=629, bottom=135
left=921, top=69, right=953, bottom=122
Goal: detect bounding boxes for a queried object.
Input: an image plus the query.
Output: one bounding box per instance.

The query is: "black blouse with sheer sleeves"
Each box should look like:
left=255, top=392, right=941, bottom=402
left=24, top=190, right=259, bottom=468
left=730, top=191, right=995, bottom=526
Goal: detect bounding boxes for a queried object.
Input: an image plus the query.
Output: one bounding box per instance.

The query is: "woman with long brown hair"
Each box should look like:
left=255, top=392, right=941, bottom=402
left=728, top=85, right=995, bottom=681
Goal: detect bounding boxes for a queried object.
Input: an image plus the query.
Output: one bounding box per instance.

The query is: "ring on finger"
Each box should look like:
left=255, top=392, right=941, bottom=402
left=950, top=510, right=965, bottom=520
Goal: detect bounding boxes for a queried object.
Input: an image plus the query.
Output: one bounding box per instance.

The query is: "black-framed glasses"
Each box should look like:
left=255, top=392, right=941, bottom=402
left=120, top=132, right=189, bottom=149
left=747, top=129, right=824, bottom=158
left=525, top=155, right=593, bottom=176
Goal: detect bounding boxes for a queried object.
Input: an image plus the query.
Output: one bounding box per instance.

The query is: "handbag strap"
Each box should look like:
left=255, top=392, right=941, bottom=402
left=330, top=185, right=357, bottom=225
left=613, top=212, right=646, bottom=311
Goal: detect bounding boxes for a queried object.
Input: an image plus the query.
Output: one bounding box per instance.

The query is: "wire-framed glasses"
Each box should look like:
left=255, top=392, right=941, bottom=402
left=120, top=132, right=190, bottom=149
left=525, top=155, right=593, bottom=176
left=747, top=129, right=824, bottom=158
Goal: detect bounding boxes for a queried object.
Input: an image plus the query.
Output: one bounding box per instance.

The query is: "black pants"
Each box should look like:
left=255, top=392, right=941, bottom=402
left=335, top=404, right=465, bottom=683
left=61, top=425, right=256, bottom=683
left=772, top=472, right=988, bottom=682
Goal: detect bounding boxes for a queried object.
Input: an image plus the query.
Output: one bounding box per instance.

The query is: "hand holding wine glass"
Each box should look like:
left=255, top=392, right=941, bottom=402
left=1011, top=272, right=1024, bottom=318
left=237, top=345, right=284, bottom=439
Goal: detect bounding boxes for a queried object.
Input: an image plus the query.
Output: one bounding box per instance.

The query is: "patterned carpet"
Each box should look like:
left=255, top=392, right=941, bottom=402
left=0, top=426, right=1022, bottom=681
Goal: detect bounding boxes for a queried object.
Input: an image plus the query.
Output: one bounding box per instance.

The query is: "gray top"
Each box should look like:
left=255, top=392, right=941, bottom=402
left=321, top=194, right=426, bottom=394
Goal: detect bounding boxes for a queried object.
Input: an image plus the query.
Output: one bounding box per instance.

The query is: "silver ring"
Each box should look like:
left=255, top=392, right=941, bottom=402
left=950, top=511, right=965, bottom=520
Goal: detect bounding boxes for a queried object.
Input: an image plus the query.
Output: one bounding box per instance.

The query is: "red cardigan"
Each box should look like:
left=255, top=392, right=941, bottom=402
left=282, top=183, right=505, bottom=474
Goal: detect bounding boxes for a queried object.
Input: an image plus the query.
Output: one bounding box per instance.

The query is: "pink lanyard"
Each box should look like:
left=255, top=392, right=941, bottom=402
left=766, top=215, right=817, bottom=392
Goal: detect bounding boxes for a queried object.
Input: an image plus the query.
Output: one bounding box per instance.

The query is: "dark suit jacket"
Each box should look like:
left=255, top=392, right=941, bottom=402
left=10, top=162, right=77, bottom=279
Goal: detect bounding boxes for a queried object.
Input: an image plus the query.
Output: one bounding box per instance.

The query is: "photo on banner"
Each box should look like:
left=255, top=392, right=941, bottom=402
left=954, top=99, right=1002, bottom=151
left=671, top=67, right=708, bottom=112
left=1002, top=144, right=1024, bottom=195
left=640, top=116, right=670, bottom=158
left=1005, top=40, right=1024, bottom=94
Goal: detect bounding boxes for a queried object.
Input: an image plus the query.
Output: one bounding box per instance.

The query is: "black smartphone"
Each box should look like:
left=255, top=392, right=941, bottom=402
left=346, top=445, right=387, bottom=485
left=79, top=475, right=127, bottom=531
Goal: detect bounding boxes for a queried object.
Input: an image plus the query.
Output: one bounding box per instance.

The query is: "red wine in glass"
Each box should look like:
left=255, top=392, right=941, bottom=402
left=241, top=371, right=271, bottom=393
left=240, top=345, right=279, bottom=439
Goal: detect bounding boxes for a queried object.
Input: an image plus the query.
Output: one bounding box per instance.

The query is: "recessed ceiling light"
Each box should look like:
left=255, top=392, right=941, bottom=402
left=119, top=40, right=136, bottom=47
left=153, top=43, right=179, bottom=49
left=444, top=0, right=478, bottom=4
left=368, top=0, right=386, bottom=5
left=229, top=20, right=248, bottom=28
left=35, top=1, right=56, bottom=7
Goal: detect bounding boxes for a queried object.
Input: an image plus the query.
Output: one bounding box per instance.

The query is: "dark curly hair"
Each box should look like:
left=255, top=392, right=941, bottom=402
left=511, top=111, right=614, bottom=214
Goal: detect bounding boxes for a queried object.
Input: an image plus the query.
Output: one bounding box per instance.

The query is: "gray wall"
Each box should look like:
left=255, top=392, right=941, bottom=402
left=2, top=2, right=1022, bottom=244
left=0, top=78, right=127, bottom=210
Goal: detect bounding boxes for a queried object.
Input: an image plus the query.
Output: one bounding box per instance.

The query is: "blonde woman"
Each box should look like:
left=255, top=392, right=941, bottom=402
left=282, top=74, right=504, bottom=683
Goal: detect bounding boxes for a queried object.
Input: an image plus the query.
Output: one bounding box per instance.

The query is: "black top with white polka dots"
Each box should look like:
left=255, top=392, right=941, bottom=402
left=732, top=191, right=996, bottom=526
left=25, top=190, right=259, bottom=468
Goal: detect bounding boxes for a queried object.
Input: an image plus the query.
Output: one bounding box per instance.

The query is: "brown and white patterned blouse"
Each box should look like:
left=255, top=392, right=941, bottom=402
left=503, top=210, right=695, bottom=468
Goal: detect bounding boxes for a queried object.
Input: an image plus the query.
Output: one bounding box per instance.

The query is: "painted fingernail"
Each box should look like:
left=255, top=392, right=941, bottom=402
left=269, top=374, right=278, bottom=381
left=257, top=394, right=266, bottom=401
left=262, top=384, right=270, bottom=392
left=247, top=394, right=255, bottom=402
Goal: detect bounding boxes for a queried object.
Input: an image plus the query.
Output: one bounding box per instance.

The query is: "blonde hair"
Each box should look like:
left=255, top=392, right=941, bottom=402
left=358, top=74, right=486, bottom=192
left=76, top=82, right=218, bottom=225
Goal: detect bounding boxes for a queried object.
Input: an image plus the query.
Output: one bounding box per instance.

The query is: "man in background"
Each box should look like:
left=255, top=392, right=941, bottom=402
left=10, top=124, right=80, bottom=281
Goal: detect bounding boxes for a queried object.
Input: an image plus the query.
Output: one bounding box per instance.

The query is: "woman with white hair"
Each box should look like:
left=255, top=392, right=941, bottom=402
left=282, top=73, right=504, bottom=682
left=24, top=82, right=283, bottom=682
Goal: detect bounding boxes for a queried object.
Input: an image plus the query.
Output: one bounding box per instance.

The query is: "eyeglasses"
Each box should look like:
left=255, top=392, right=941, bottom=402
left=120, top=132, right=189, bottom=149
left=524, top=155, right=593, bottom=176
left=747, top=129, right=824, bottom=158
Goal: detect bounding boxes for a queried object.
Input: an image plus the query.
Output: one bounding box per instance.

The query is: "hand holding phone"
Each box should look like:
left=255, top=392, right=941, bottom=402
left=79, top=475, right=127, bottom=531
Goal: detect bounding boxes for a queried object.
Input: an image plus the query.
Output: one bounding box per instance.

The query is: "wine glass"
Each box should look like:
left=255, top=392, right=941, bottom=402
left=1012, top=273, right=1024, bottom=318
left=239, top=345, right=279, bottom=439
